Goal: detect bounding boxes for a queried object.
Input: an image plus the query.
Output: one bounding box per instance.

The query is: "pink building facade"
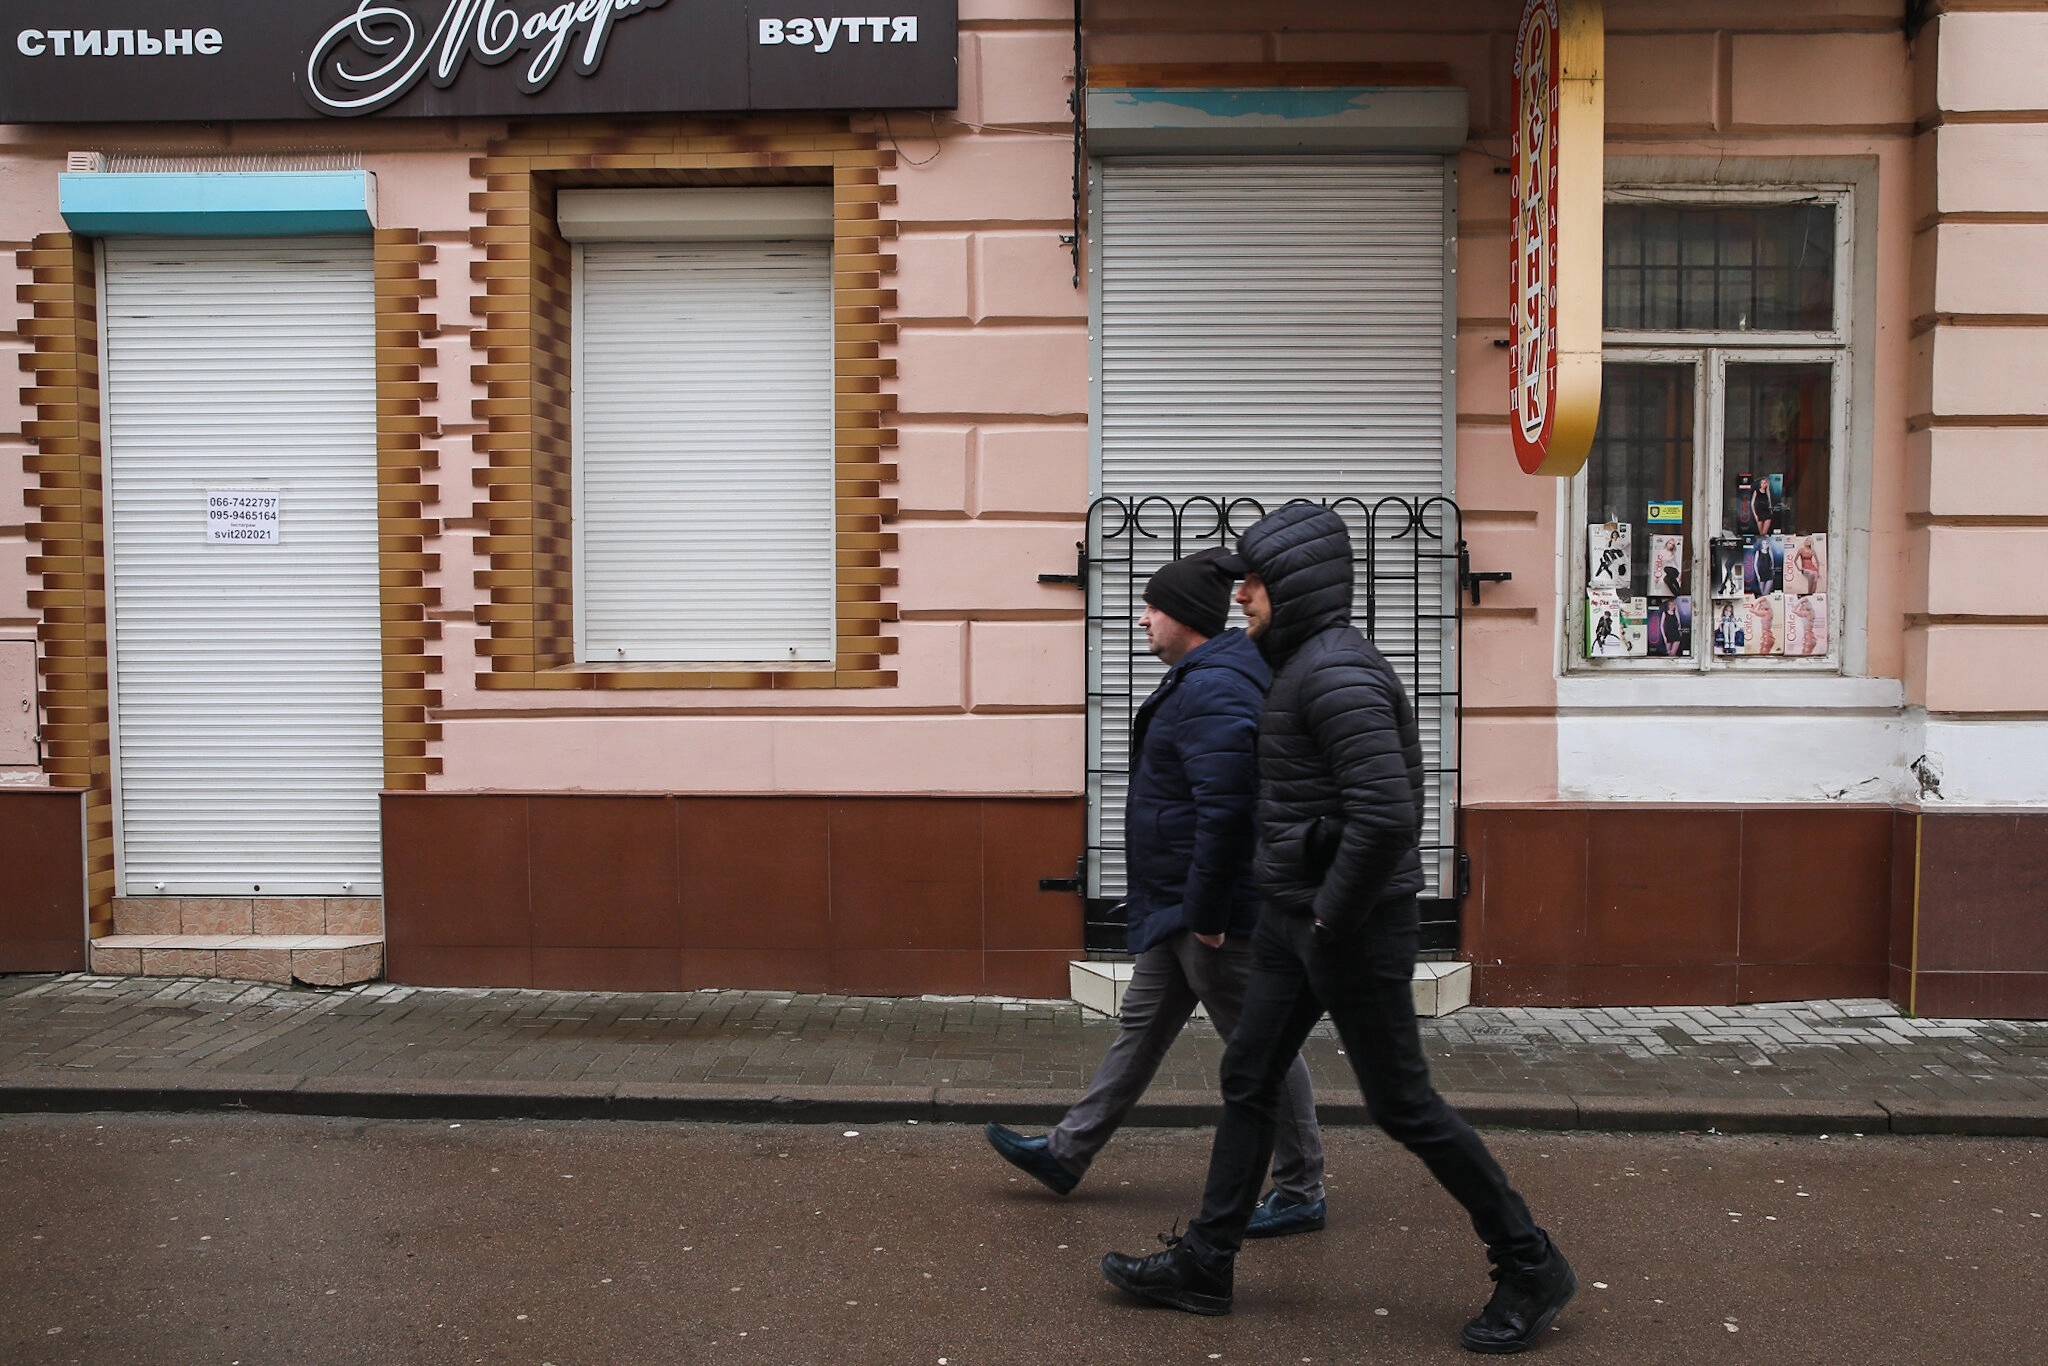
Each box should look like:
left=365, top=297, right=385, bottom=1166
left=2, top=1, right=2044, bottom=1015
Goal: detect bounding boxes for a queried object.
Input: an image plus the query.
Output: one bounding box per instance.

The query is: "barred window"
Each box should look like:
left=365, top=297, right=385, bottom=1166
left=1604, top=203, right=1835, bottom=333
left=1572, top=191, right=1848, bottom=670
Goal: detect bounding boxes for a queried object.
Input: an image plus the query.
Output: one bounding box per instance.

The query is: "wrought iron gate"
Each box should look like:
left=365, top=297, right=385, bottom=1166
left=1052, top=493, right=1477, bottom=956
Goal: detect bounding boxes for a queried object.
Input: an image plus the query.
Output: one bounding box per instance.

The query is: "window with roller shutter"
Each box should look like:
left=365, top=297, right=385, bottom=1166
left=571, top=230, right=838, bottom=665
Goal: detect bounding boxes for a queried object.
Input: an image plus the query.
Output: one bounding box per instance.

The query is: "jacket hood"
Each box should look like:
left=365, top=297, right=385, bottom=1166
left=1175, top=625, right=1271, bottom=689
left=1236, top=502, right=1354, bottom=664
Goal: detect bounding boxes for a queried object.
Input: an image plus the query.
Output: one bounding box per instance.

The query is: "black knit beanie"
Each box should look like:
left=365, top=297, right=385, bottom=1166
left=1143, top=547, right=1234, bottom=639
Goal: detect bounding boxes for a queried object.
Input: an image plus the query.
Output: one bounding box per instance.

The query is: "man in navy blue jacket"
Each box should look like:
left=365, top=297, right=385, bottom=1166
left=986, top=549, right=1326, bottom=1236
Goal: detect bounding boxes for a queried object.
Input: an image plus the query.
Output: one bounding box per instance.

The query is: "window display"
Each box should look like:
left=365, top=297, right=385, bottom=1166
left=1621, top=596, right=1648, bottom=657
left=1740, top=593, right=1782, bottom=656
left=1784, top=592, right=1828, bottom=656
left=1584, top=362, right=1692, bottom=609
left=1725, top=365, right=1829, bottom=540
left=1743, top=534, right=1781, bottom=597
left=1588, top=523, right=1632, bottom=588
left=1712, top=599, right=1744, bottom=654
left=1710, top=538, right=1743, bottom=599
left=1587, top=588, right=1627, bottom=657
left=1574, top=193, right=1845, bottom=669
left=1647, top=597, right=1692, bottom=657
left=1783, top=533, right=1826, bottom=596
left=1648, top=535, right=1684, bottom=598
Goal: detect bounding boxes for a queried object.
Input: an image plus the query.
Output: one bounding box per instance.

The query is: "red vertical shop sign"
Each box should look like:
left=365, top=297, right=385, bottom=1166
left=1510, top=0, right=1603, bottom=477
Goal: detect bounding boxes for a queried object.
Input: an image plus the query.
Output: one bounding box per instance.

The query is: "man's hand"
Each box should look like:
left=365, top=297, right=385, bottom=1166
left=1194, top=932, right=1225, bottom=949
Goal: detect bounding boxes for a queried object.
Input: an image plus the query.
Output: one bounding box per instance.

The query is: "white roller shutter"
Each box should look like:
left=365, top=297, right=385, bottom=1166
left=1092, top=158, right=1456, bottom=899
left=101, top=237, right=382, bottom=895
left=574, top=240, right=836, bottom=663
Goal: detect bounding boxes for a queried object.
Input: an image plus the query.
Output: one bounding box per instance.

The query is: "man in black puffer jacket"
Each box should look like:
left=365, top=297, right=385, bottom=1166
left=986, top=549, right=1325, bottom=1230
left=1101, top=504, right=1575, bottom=1355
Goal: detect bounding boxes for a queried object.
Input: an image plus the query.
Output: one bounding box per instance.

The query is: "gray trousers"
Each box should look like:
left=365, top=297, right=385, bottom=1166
left=1047, top=929, right=1326, bottom=1204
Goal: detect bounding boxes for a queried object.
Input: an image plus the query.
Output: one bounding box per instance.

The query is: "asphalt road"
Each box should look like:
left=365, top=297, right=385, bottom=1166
left=1, top=1115, right=2040, bottom=1366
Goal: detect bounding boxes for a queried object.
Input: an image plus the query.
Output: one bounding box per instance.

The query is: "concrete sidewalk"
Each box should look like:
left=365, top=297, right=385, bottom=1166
left=3, top=972, right=2046, bottom=1135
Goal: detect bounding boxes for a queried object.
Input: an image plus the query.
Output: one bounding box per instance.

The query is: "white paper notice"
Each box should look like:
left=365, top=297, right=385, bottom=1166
left=206, top=490, right=280, bottom=544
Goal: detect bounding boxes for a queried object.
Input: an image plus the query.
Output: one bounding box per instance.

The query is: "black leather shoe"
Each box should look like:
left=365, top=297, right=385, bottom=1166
left=1460, top=1236, right=1577, bottom=1354
left=984, top=1122, right=1080, bottom=1195
left=1245, top=1189, right=1327, bottom=1239
left=1100, top=1238, right=1233, bottom=1316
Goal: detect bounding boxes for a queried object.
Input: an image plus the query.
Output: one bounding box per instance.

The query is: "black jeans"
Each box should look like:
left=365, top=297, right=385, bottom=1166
left=1185, top=897, right=1546, bottom=1268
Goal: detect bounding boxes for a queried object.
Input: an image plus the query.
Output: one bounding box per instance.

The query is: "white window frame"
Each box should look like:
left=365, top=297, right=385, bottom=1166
left=1566, top=184, right=1854, bottom=676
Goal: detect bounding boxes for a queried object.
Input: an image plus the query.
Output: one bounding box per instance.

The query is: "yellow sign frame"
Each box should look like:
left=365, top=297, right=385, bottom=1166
left=1510, top=0, right=1604, bottom=477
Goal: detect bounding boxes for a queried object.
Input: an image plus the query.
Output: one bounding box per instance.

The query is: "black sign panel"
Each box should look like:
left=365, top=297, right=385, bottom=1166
left=0, top=1, right=957, bottom=122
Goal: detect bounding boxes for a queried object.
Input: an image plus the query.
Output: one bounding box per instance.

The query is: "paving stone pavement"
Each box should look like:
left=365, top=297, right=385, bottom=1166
left=3, top=972, right=2046, bottom=1108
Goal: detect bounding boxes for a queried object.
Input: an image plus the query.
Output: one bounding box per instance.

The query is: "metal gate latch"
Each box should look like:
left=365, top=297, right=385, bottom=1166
left=1037, top=540, right=1087, bottom=588
left=1457, top=544, right=1511, bottom=606
left=1039, top=855, right=1084, bottom=893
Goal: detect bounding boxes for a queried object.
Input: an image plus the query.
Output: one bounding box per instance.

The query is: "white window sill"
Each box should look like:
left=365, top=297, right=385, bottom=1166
left=1555, top=673, right=1904, bottom=713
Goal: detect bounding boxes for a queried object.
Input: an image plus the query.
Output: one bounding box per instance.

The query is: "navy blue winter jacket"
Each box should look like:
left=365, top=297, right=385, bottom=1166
left=1122, top=628, right=1271, bottom=955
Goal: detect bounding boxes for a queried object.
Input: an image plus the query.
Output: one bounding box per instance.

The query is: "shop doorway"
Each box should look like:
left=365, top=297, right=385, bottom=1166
left=1086, top=158, right=1461, bottom=951
left=100, top=238, right=383, bottom=896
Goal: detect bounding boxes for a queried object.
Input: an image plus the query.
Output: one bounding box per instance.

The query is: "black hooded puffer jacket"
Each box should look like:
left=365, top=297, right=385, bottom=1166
left=1237, top=502, right=1425, bottom=928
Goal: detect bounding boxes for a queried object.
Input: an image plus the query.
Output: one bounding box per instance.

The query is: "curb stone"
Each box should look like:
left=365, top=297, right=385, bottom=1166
left=612, top=1083, right=935, bottom=1124
left=1571, top=1094, right=1890, bottom=1135
left=4, top=1074, right=2047, bottom=1135
left=1879, top=1099, right=2048, bottom=1136
left=1440, top=1091, right=1581, bottom=1131
left=290, top=1075, right=618, bottom=1121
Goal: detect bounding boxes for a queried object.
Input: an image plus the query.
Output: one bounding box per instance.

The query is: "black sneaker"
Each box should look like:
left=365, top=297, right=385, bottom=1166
left=983, top=1122, right=1080, bottom=1195
left=1245, top=1189, right=1327, bottom=1239
left=1100, top=1234, right=1233, bottom=1316
left=1459, top=1236, right=1577, bottom=1354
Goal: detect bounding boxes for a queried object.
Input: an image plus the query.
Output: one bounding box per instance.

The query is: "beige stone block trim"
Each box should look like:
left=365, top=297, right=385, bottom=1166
left=141, top=949, right=215, bottom=977
left=251, top=900, right=328, bottom=936
left=109, top=898, right=181, bottom=935
left=111, top=896, right=387, bottom=936
left=92, top=934, right=384, bottom=986
left=175, top=900, right=256, bottom=935
left=468, top=119, right=900, bottom=693
left=14, top=234, right=113, bottom=936
left=225, top=948, right=294, bottom=985
left=97, top=935, right=382, bottom=949
left=375, top=228, right=446, bottom=790
left=292, top=944, right=383, bottom=987
left=88, top=945, right=140, bottom=976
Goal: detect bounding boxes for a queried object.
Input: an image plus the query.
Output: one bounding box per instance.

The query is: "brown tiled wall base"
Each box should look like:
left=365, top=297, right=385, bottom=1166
left=1464, top=804, right=2048, bottom=1017
left=383, top=793, right=1084, bottom=998
left=0, top=788, right=86, bottom=972
left=1905, top=810, right=2048, bottom=1019
left=1463, top=805, right=1896, bottom=1009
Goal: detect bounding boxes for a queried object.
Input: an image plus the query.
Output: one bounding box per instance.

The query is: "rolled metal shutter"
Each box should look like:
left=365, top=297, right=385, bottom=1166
left=1092, top=158, right=1455, bottom=899
left=575, top=241, right=836, bottom=663
left=101, top=237, right=382, bottom=895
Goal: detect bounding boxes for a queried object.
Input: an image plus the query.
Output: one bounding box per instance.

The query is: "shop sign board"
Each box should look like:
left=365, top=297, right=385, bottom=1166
left=1509, top=0, right=1603, bottom=477
left=0, top=1, right=958, bottom=122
